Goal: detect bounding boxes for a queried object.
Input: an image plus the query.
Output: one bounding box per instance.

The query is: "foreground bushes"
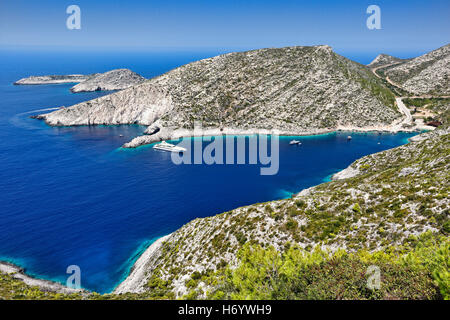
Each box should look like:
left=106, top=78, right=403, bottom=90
left=208, top=232, right=449, bottom=300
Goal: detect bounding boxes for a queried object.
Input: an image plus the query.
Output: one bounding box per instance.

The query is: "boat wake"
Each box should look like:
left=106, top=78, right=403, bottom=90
left=9, top=107, right=59, bottom=130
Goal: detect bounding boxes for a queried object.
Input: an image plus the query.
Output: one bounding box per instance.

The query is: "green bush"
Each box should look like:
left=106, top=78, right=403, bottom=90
left=209, top=232, right=448, bottom=300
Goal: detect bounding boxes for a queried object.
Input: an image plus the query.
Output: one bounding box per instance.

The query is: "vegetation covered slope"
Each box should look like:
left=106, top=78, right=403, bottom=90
left=208, top=233, right=448, bottom=300
left=384, top=44, right=450, bottom=95
left=128, top=128, right=449, bottom=298
left=36, top=45, right=398, bottom=146
left=2, top=232, right=447, bottom=300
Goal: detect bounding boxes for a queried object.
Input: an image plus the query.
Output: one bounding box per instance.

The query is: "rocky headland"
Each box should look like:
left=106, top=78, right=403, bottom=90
left=35, top=45, right=405, bottom=147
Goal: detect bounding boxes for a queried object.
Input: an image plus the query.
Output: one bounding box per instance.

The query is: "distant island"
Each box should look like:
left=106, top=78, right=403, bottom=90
left=14, top=74, right=92, bottom=85
left=14, top=68, right=146, bottom=93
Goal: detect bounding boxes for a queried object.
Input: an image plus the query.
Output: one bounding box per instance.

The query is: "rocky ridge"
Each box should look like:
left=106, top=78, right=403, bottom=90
left=384, top=44, right=450, bottom=95
left=368, top=54, right=409, bottom=69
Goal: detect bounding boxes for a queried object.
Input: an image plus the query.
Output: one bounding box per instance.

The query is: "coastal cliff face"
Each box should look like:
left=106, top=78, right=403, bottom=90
left=36, top=45, right=399, bottom=146
left=70, top=69, right=146, bottom=93
left=384, top=44, right=450, bottom=95
left=121, top=128, right=449, bottom=298
left=35, top=84, right=172, bottom=126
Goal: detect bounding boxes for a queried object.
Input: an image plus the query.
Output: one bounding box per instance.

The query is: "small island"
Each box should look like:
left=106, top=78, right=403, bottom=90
left=14, top=74, right=92, bottom=85
left=14, top=68, right=146, bottom=93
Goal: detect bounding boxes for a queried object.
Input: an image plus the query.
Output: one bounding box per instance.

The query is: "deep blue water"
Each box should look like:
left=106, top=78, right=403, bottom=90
left=0, top=49, right=418, bottom=293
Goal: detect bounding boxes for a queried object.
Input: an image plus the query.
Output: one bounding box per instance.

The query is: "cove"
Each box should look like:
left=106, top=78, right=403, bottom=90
left=0, top=122, right=418, bottom=293
left=0, top=49, right=419, bottom=294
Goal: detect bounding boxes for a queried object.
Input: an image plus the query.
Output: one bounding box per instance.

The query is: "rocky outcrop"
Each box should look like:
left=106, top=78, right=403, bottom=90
left=384, top=44, right=450, bottom=95
left=368, top=54, right=409, bottom=69
left=36, top=45, right=400, bottom=146
left=70, top=69, right=146, bottom=93
left=14, top=74, right=92, bottom=85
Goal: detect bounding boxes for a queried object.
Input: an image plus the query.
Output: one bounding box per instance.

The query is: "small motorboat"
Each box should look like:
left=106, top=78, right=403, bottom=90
left=347, top=136, right=352, bottom=140
left=153, top=141, right=187, bottom=153
left=289, top=140, right=301, bottom=145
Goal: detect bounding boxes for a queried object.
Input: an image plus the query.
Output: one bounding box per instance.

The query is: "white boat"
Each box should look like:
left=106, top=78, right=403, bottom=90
left=153, top=141, right=187, bottom=152
left=347, top=136, right=352, bottom=140
left=289, top=140, right=301, bottom=145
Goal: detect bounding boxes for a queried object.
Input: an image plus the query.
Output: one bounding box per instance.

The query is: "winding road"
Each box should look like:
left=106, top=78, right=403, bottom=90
left=369, top=63, right=448, bottom=129
left=395, top=97, right=413, bottom=125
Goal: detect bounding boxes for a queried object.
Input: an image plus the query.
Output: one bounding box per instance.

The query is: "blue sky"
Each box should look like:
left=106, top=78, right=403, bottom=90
left=0, top=0, right=449, bottom=56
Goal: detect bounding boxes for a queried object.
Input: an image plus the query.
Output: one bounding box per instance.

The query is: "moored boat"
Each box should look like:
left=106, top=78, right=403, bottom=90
left=153, top=141, right=187, bottom=152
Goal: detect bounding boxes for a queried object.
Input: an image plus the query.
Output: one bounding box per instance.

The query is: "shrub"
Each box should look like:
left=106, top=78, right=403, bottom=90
left=208, top=233, right=447, bottom=300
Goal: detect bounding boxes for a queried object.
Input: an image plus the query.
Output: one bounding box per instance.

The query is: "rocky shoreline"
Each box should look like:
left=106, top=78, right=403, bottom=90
left=0, top=235, right=172, bottom=295
left=120, top=93, right=433, bottom=148
left=114, top=235, right=172, bottom=294
left=122, top=124, right=432, bottom=148
left=0, top=261, right=83, bottom=294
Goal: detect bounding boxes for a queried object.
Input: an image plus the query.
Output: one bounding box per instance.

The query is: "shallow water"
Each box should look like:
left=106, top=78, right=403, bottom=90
left=0, top=50, right=418, bottom=293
